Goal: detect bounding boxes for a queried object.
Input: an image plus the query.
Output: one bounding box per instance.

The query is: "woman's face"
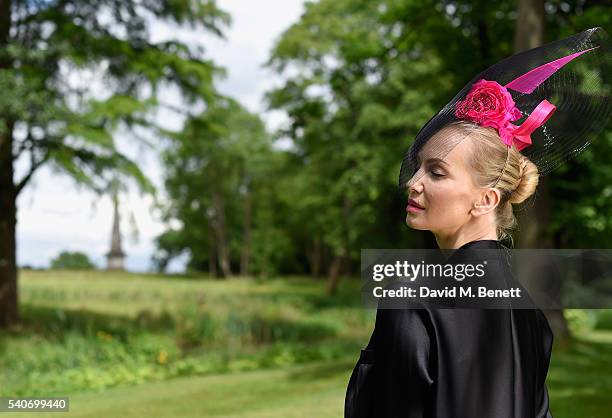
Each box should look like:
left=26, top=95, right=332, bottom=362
left=405, top=129, right=482, bottom=235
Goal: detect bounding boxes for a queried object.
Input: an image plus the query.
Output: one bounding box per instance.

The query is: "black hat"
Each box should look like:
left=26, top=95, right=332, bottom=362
left=399, top=27, right=611, bottom=191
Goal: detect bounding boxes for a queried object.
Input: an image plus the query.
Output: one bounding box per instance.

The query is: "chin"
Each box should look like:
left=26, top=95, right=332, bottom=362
left=405, top=216, right=427, bottom=230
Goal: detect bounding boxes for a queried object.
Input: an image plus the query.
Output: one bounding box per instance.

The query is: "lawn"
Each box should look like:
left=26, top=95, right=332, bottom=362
left=0, top=270, right=610, bottom=417
left=2, top=359, right=354, bottom=418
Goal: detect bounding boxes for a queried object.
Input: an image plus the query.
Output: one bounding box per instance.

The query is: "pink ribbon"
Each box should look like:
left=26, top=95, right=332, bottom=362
left=499, top=99, right=557, bottom=151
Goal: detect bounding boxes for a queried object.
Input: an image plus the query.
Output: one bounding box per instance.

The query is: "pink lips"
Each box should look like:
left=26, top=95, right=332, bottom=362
left=407, top=199, right=425, bottom=212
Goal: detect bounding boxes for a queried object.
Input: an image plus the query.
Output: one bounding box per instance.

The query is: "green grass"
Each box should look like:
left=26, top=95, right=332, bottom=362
left=1, top=270, right=373, bottom=396
left=1, top=270, right=611, bottom=417
left=3, top=332, right=611, bottom=418
left=2, top=359, right=354, bottom=418
left=547, top=331, right=612, bottom=417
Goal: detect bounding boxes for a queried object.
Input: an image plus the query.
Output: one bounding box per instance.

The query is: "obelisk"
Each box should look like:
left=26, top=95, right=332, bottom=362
left=105, top=194, right=126, bottom=270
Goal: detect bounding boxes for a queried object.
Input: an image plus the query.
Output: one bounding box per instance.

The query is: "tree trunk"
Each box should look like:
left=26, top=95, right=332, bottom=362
left=240, top=190, right=252, bottom=277
left=0, top=0, right=18, bottom=329
left=210, top=190, right=232, bottom=278
left=307, top=235, right=322, bottom=277
left=208, top=229, right=217, bottom=278
left=513, top=0, right=570, bottom=343
left=0, top=126, right=18, bottom=328
left=326, top=196, right=352, bottom=295
left=326, top=254, right=345, bottom=295
left=313, top=236, right=322, bottom=277
left=513, top=0, right=545, bottom=54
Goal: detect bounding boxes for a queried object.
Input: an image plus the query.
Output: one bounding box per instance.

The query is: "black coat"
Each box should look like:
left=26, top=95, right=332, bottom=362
left=344, top=239, right=554, bottom=418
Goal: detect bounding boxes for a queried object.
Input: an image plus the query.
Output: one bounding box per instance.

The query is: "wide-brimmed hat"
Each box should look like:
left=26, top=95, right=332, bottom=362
left=399, top=27, right=611, bottom=191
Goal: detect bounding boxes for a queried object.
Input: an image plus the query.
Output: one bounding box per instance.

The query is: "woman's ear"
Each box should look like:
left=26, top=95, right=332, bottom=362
left=471, top=188, right=501, bottom=217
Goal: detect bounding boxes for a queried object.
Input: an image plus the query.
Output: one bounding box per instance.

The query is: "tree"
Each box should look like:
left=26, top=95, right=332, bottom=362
left=513, top=0, right=612, bottom=342
left=511, top=0, right=569, bottom=342
left=266, top=0, right=519, bottom=293
left=0, top=0, right=229, bottom=327
left=156, top=98, right=283, bottom=278
left=266, top=0, right=612, bottom=297
left=50, top=251, right=96, bottom=270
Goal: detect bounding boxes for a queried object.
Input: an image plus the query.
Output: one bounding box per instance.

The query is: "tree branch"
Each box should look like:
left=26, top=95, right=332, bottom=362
left=15, top=150, right=49, bottom=195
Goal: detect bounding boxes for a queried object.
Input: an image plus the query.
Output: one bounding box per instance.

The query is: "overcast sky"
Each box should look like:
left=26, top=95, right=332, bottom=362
left=16, top=0, right=306, bottom=272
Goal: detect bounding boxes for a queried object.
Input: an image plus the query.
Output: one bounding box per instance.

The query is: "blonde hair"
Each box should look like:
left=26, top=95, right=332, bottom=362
left=446, top=120, right=539, bottom=245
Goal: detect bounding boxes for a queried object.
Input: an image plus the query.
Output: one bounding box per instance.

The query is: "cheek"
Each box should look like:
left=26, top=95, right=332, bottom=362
left=427, top=184, right=473, bottom=220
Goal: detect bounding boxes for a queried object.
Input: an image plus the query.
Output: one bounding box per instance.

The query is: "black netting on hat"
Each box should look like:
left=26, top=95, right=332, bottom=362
left=398, top=27, right=611, bottom=192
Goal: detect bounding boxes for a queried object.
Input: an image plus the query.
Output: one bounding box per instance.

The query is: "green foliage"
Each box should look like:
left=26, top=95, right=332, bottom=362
left=565, top=309, right=599, bottom=334
left=6, top=347, right=611, bottom=418
left=0, top=270, right=372, bottom=396
left=50, top=251, right=97, bottom=270
left=149, top=1, right=612, bottom=277
left=156, top=98, right=297, bottom=276
left=2, top=269, right=612, bottom=417
left=551, top=131, right=612, bottom=247
left=594, top=309, right=612, bottom=331
left=2, top=0, right=230, bottom=195
left=248, top=225, right=295, bottom=277
left=265, top=0, right=518, bottom=262
left=262, top=0, right=612, bottom=270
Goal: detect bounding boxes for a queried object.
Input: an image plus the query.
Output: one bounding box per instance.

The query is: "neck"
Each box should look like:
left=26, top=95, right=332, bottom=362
left=434, top=228, right=498, bottom=250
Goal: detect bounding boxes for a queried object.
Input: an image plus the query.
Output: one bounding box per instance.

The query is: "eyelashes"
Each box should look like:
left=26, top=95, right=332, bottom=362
left=412, top=163, right=446, bottom=179
left=429, top=168, right=445, bottom=178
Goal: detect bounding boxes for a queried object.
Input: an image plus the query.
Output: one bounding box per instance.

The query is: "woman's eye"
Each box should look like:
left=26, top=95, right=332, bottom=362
left=430, top=169, right=444, bottom=178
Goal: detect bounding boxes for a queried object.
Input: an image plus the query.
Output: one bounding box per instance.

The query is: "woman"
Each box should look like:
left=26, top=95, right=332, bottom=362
left=345, top=121, right=553, bottom=418
left=345, top=27, right=610, bottom=418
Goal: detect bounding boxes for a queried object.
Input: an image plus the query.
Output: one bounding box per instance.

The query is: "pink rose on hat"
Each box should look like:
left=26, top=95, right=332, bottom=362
left=455, top=79, right=523, bottom=131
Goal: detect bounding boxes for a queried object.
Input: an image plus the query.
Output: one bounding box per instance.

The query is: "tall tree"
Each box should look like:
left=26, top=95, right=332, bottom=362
left=513, top=0, right=551, bottom=251
left=514, top=0, right=612, bottom=342
left=266, top=0, right=519, bottom=293
left=0, top=0, right=229, bottom=327
left=511, top=0, right=568, bottom=341
left=156, top=98, right=278, bottom=278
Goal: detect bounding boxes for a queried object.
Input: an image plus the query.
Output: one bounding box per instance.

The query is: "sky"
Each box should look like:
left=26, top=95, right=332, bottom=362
left=15, top=0, right=307, bottom=272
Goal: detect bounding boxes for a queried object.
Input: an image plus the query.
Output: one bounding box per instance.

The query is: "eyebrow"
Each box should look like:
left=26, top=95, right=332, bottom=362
left=417, top=157, right=449, bottom=166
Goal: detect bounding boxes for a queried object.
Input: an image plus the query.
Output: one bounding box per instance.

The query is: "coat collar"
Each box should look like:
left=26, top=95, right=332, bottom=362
left=444, top=239, right=508, bottom=264
left=457, top=239, right=504, bottom=250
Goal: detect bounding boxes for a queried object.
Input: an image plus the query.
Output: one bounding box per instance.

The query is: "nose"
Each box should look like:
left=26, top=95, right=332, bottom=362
left=406, top=169, right=424, bottom=194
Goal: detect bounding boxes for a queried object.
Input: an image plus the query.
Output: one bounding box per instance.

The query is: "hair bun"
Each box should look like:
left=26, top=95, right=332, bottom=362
left=509, top=155, right=539, bottom=204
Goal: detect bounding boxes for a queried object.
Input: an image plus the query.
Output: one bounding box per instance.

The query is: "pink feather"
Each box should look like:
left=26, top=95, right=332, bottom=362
left=505, top=46, right=599, bottom=94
